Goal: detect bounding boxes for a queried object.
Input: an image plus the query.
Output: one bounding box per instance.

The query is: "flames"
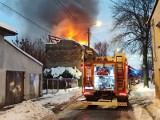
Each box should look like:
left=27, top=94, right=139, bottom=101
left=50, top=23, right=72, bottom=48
left=51, top=19, right=88, bottom=45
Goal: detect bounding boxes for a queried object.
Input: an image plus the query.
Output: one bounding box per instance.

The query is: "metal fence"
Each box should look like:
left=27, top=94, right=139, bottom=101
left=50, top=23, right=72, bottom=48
left=43, top=78, right=78, bottom=94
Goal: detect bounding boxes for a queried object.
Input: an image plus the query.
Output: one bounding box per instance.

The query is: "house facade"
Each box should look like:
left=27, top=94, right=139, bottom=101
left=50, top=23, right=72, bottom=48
left=0, top=23, right=43, bottom=107
left=149, top=0, right=160, bottom=99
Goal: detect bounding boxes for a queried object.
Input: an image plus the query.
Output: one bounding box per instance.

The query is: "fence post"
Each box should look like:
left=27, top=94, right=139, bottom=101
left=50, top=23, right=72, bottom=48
left=46, top=79, right=48, bottom=94
left=65, top=78, right=67, bottom=91
left=52, top=80, right=54, bottom=94
left=57, top=79, right=59, bottom=92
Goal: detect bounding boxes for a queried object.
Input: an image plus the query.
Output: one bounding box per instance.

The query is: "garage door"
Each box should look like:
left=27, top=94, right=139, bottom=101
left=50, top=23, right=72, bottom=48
left=6, top=71, right=24, bottom=106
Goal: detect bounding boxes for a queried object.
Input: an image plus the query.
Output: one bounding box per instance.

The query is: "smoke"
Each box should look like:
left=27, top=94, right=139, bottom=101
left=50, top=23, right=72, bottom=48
left=16, top=0, right=99, bottom=40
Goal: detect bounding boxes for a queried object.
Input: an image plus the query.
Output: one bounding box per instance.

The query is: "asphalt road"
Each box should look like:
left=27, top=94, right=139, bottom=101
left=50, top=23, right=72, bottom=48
left=59, top=103, right=136, bottom=120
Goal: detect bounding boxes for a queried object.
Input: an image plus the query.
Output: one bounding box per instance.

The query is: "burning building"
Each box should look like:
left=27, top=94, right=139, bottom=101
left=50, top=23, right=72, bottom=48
left=16, top=0, right=99, bottom=44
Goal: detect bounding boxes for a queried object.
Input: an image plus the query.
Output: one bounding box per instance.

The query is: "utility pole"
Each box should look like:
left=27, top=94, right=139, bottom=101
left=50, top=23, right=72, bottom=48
left=87, top=21, right=101, bottom=48
left=88, top=27, right=91, bottom=48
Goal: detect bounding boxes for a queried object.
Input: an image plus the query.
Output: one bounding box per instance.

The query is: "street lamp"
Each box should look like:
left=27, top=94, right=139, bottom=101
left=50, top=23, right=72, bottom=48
left=88, top=21, right=102, bottom=48
left=116, top=48, right=121, bottom=53
left=114, top=48, right=121, bottom=56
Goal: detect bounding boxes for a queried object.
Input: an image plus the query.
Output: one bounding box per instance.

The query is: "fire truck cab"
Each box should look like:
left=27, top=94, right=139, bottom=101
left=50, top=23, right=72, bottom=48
left=82, top=53, right=129, bottom=107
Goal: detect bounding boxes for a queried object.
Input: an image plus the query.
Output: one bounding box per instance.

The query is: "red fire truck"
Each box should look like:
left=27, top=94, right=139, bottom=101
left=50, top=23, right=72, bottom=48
left=82, top=53, right=129, bottom=107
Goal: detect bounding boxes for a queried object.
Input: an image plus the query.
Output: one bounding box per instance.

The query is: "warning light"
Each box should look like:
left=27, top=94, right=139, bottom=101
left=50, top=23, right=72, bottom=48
left=134, top=70, right=138, bottom=74
left=125, top=65, right=128, bottom=69
left=119, top=92, right=127, bottom=96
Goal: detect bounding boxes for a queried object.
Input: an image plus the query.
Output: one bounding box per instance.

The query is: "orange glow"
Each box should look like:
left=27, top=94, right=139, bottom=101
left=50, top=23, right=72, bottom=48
left=79, top=41, right=87, bottom=45
left=68, top=31, right=74, bottom=39
left=51, top=19, right=88, bottom=45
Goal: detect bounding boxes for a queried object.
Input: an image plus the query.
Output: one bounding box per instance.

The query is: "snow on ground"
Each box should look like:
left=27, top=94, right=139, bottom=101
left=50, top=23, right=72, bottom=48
left=0, top=100, right=56, bottom=120
left=0, top=87, right=81, bottom=120
left=129, top=82, right=155, bottom=106
left=146, top=99, right=160, bottom=120
left=129, top=81, right=160, bottom=120
left=36, top=87, right=81, bottom=108
left=1, top=82, right=160, bottom=120
left=130, top=82, right=155, bottom=98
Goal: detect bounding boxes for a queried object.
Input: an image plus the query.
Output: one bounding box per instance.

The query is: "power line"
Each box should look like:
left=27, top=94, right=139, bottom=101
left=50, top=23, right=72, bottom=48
left=90, top=33, right=101, bottom=42
left=54, top=0, right=80, bottom=24
left=56, top=0, right=80, bottom=23
left=53, top=0, right=72, bottom=20
left=0, top=1, right=51, bottom=34
left=0, top=1, right=93, bottom=44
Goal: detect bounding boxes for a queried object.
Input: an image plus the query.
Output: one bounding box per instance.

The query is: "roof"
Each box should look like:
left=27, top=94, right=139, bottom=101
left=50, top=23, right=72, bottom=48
left=0, top=22, right=17, bottom=36
left=5, top=40, right=43, bottom=66
left=148, top=0, right=159, bottom=22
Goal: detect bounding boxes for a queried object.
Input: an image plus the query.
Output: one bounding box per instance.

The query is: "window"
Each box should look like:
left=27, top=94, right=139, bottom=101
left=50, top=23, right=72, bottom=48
left=94, top=64, right=115, bottom=90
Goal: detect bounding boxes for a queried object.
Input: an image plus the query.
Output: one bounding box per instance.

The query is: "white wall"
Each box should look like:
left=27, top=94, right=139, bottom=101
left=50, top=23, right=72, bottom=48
left=0, top=39, right=43, bottom=106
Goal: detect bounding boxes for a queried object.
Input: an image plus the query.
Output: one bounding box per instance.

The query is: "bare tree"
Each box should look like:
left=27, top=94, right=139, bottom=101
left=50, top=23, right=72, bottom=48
left=110, top=0, right=155, bottom=87
left=94, top=42, right=109, bottom=56
left=13, top=37, right=46, bottom=64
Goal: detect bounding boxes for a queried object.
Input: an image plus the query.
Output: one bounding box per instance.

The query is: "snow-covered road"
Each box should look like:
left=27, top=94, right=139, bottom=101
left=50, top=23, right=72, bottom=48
left=59, top=82, right=159, bottom=120
left=129, top=82, right=160, bottom=120
left=0, top=82, right=160, bottom=120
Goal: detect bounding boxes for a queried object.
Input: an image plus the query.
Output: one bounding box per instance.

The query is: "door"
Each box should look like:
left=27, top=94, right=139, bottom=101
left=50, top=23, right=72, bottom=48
left=6, top=71, right=24, bottom=106
left=30, top=74, right=40, bottom=98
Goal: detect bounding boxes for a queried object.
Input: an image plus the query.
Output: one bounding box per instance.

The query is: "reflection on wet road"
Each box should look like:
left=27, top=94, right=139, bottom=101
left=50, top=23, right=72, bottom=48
left=59, top=103, right=135, bottom=120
